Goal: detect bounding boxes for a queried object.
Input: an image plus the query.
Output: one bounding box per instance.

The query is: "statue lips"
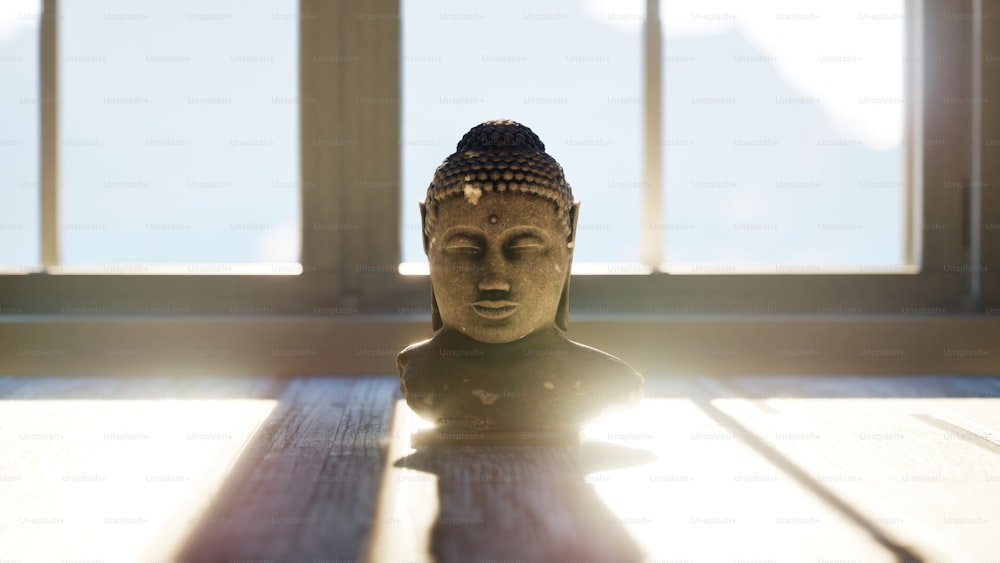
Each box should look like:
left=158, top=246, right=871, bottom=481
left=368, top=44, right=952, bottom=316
left=470, top=300, right=519, bottom=321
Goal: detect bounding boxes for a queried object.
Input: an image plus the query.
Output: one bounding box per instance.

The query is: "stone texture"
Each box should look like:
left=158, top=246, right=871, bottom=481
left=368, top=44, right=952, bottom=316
left=398, top=119, right=643, bottom=434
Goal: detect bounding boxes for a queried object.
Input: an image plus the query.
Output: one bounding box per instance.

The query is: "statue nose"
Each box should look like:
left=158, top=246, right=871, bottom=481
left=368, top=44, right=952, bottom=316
left=478, top=250, right=511, bottom=293
left=478, top=278, right=510, bottom=293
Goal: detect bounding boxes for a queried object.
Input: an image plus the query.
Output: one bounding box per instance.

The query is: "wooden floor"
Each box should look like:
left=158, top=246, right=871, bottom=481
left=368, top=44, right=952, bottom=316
left=0, top=374, right=998, bottom=562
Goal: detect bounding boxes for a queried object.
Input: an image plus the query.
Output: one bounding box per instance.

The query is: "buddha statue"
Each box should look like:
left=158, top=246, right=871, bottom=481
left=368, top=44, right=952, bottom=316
left=397, top=119, right=643, bottom=440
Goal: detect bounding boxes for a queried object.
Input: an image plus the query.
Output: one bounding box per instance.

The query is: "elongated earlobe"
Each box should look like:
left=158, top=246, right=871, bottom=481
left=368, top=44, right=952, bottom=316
left=419, top=202, right=430, bottom=255
left=555, top=274, right=571, bottom=331
left=430, top=287, right=443, bottom=331
left=555, top=201, right=580, bottom=331
left=422, top=201, right=441, bottom=330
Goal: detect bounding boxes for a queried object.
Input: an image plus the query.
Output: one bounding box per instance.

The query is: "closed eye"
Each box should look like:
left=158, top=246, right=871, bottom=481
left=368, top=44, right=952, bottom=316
left=444, top=234, right=483, bottom=255
left=448, top=245, right=480, bottom=255
left=508, top=236, right=545, bottom=252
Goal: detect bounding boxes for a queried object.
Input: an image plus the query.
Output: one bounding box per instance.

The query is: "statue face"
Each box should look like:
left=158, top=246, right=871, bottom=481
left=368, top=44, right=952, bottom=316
left=427, top=191, right=572, bottom=344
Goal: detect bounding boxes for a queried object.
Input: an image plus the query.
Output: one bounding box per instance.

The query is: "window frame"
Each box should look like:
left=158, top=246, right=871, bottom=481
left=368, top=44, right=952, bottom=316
left=979, top=0, right=1000, bottom=310
left=1, top=0, right=997, bottom=377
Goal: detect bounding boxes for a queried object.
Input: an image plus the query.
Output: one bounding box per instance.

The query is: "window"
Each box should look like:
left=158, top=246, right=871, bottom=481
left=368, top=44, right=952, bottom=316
left=401, top=0, right=643, bottom=268
left=0, top=0, right=42, bottom=270
left=402, top=1, right=919, bottom=276
left=3, top=0, right=300, bottom=274
left=0, top=0, right=990, bottom=324
left=659, top=1, right=908, bottom=273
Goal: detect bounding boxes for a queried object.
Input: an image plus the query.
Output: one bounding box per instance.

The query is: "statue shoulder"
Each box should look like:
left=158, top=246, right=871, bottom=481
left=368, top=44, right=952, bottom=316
left=561, top=338, right=643, bottom=382
left=396, top=337, right=434, bottom=372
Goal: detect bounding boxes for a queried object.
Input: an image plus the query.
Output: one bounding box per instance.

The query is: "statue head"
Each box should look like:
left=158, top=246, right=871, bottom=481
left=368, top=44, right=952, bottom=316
left=420, top=119, right=580, bottom=343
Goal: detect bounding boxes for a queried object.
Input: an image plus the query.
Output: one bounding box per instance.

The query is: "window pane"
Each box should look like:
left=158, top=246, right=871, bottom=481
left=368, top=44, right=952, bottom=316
left=401, top=0, right=643, bottom=266
left=59, top=0, right=299, bottom=268
left=660, top=1, right=907, bottom=273
left=0, top=0, right=42, bottom=271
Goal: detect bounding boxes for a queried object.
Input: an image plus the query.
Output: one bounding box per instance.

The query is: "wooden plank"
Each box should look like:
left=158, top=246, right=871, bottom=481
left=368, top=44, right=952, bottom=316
left=367, top=376, right=897, bottom=562
left=705, top=375, right=1000, bottom=562
left=176, top=376, right=399, bottom=563
left=714, top=374, right=1000, bottom=447
left=707, top=374, right=1000, bottom=399
left=0, top=376, right=279, bottom=563
left=366, top=401, right=651, bottom=562
left=364, top=400, right=438, bottom=561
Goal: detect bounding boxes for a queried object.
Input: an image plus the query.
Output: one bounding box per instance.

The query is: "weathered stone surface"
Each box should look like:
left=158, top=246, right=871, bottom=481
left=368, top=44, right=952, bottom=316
left=398, top=119, right=643, bottom=433
left=399, top=327, right=642, bottom=432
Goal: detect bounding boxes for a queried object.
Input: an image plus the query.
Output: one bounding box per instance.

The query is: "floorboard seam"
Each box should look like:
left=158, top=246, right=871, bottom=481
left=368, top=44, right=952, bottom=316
left=911, top=413, right=1000, bottom=455
left=693, top=377, right=927, bottom=563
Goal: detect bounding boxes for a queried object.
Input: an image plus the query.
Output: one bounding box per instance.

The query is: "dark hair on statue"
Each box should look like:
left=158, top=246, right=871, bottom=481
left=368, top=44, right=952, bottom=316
left=422, top=119, right=575, bottom=241
left=420, top=119, right=579, bottom=332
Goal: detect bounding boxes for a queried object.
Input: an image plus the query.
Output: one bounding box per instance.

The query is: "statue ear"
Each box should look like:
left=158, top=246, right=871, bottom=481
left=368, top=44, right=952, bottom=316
left=419, top=201, right=444, bottom=331
left=568, top=201, right=580, bottom=247
left=555, top=201, right=580, bottom=331
left=419, top=201, right=430, bottom=255
left=421, top=201, right=444, bottom=331
left=430, top=286, right=443, bottom=331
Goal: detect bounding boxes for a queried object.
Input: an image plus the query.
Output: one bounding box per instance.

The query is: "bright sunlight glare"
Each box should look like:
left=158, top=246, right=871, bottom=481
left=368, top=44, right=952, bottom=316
left=580, top=398, right=900, bottom=560
left=0, top=0, right=40, bottom=41
left=0, top=398, right=276, bottom=561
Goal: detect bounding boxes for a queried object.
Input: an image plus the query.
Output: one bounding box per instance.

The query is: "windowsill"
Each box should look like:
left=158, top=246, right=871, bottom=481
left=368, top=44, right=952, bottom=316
left=1, top=313, right=997, bottom=376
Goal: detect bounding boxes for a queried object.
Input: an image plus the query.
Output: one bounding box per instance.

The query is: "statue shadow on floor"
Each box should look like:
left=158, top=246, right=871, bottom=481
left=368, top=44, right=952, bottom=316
left=395, top=440, right=658, bottom=562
